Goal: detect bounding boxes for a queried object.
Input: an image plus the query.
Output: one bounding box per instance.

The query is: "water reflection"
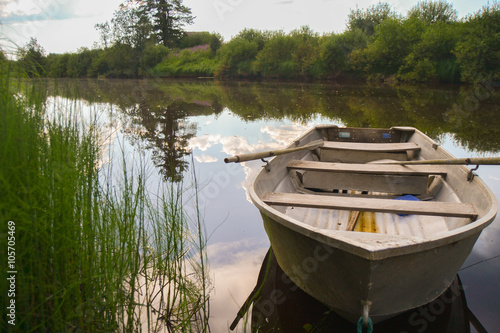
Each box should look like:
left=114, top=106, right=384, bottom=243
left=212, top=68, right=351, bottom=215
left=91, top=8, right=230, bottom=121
left=47, top=79, right=500, bottom=155
left=241, top=248, right=484, bottom=333
left=123, top=100, right=196, bottom=182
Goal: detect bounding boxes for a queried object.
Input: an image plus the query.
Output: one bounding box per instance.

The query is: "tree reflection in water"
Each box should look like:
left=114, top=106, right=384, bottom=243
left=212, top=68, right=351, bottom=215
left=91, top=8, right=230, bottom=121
left=125, top=100, right=196, bottom=182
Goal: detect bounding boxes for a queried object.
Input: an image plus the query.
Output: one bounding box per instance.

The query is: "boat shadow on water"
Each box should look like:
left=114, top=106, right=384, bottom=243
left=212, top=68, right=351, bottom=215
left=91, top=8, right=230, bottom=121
left=232, top=248, right=487, bottom=333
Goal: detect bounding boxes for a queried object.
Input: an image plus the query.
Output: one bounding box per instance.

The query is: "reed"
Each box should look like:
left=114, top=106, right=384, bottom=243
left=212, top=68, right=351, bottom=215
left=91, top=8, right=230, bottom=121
left=0, top=66, right=209, bottom=332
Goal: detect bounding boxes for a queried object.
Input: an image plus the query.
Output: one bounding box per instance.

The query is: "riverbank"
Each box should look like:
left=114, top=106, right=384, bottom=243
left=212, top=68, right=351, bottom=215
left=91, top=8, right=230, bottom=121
left=0, top=70, right=210, bottom=332
left=6, top=2, right=500, bottom=85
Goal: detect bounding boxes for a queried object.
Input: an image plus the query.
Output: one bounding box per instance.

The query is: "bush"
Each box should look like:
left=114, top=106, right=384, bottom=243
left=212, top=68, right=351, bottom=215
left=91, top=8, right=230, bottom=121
left=177, top=32, right=212, bottom=49
left=321, top=30, right=368, bottom=76
left=351, top=17, right=425, bottom=75
left=140, top=43, right=170, bottom=72
left=398, top=22, right=462, bottom=82
left=216, top=38, right=260, bottom=77
left=454, top=2, right=500, bottom=82
left=255, top=31, right=297, bottom=78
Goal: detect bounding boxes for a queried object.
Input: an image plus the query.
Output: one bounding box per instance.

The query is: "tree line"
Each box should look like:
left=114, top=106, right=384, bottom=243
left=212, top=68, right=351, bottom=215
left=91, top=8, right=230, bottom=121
left=3, top=0, right=500, bottom=84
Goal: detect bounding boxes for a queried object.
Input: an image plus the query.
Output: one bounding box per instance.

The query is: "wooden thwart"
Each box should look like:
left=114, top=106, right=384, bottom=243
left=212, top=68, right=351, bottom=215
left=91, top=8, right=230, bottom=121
left=262, top=192, right=478, bottom=219
left=287, top=160, right=447, bottom=176
left=321, top=141, right=421, bottom=153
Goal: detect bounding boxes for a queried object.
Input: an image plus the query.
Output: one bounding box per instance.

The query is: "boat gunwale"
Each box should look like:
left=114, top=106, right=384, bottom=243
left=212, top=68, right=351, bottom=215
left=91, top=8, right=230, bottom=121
left=249, top=125, right=498, bottom=261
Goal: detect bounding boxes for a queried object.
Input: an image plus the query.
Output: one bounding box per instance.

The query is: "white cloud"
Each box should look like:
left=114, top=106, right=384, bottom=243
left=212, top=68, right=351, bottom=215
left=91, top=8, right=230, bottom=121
left=194, top=154, right=218, bottom=163
left=207, top=240, right=269, bottom=332
left=189, top=134, right=222, bottom=151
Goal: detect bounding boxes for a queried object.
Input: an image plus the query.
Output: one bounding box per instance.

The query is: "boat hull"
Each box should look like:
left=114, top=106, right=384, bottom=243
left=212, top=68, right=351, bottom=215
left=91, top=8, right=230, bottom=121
left=262, top=212, right=480, bottom=323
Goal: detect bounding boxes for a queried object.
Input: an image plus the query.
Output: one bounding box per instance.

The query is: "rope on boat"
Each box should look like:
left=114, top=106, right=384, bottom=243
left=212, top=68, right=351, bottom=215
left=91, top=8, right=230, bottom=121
left=357, top=317, right=373, bottom=333
left=357, top=301, right=373, bottom=333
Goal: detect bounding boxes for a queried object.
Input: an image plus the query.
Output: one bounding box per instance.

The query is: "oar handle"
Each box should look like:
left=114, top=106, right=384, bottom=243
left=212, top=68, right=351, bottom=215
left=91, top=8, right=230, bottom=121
left=224, top=140, right=324, bottom=163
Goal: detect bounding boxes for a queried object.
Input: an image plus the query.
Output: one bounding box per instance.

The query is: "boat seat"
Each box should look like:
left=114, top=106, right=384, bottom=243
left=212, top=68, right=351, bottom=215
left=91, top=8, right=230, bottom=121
left=287, top=160, right=444, bottom=195
left=262, top=192, right=478, bottom=219
left=321, top=141, right=421, bottom=152
left=287, top=160, right=447, bottom=177
left=318, top=141, right=421, bottom=163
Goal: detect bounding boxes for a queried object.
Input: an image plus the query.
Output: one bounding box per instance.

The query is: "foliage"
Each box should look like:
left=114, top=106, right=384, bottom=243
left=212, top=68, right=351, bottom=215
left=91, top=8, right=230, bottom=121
left=321, top=29, right=368, bottom=76
left=346, top=2, right=399, bottom=36
left=146, top=0, right=195, bottom=47
left=178, top=31, right=212, bottom=49
left=454, top=2, right=500, bottom=82
left=17, top=38, right=46, bottom=77
left=408, top=0, right=458, bottom=25
left=398, top=22, right=462, bottom=82
left=110, top=2, right=153, bottom=51
left=153, top=46, right=219, bottom=77
left=209, top=33, right=223, bottom=54
left=407, top=0, right=458, bottom=25
left=140, top=43, right=170, bottom=72
left=351, top=18, right=425, bottom=75
left=11, top=1, right=500, bottom=83
left=215, top=30, right=266, bottom=77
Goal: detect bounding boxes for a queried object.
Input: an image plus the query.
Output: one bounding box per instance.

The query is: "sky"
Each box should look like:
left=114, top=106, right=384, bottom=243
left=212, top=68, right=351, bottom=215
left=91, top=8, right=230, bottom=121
left=0, top=0, right=492, bottom=55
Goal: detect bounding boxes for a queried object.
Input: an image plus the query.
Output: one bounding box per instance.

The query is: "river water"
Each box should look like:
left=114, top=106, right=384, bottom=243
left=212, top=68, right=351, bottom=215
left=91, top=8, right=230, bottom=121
left=48, top=78, right=500, bottom=332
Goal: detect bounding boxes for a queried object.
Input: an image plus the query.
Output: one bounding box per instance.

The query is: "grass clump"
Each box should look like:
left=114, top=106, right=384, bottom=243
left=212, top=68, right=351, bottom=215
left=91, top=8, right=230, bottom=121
left=0, top=66, right=209, bottom=332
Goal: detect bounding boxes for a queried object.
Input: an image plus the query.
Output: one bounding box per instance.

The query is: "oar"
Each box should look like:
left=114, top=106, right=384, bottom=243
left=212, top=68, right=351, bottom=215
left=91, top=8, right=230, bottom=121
left=382, top=157, right=500, bottom=165
left=224, top=139, right=324, bottom=163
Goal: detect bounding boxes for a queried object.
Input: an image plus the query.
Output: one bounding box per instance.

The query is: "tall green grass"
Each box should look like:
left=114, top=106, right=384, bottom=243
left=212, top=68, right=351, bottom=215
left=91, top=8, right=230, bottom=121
left=0, top=65, right=209, bottom=332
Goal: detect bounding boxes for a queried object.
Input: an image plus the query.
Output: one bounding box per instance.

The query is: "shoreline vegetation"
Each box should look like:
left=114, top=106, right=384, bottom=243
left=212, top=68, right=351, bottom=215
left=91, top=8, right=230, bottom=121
left=2, top=1, right=499, bottom=85
left=0, top=64, right=210, bottom=331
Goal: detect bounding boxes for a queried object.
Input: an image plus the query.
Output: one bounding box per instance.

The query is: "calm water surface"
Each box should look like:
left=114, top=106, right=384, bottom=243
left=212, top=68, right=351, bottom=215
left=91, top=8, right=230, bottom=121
left=49, top=79, right=500, bottom=332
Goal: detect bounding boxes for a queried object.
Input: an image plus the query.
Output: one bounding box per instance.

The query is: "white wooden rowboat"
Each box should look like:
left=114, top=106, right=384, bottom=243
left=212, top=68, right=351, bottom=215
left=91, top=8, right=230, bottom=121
left=243, top=125, right=497, bottom=324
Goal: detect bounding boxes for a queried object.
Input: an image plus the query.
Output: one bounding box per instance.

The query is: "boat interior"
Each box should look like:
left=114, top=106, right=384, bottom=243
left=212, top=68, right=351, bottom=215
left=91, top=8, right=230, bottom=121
left=261, top=127, right=479, bottom=239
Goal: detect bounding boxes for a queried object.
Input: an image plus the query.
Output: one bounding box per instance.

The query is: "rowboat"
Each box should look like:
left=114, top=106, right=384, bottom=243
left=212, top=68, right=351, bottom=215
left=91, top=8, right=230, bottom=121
left=227, top=125, right=497, bottom=325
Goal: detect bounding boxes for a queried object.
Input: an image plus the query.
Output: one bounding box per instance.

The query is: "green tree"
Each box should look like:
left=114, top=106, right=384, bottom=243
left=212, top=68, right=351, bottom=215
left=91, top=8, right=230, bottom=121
left=399, top=22, right=462, bottom=82
left=454, top=2, right=500, bottom=82
left=94, top=22, right=112, bottom=48
left=289, top=26, right=321, bottom=77
left=215, top=29, right=267, bottom=77
left=110, top=2, right=153, bottom=51
left=407, top=0, right=458, bottom=25
left=140, top=43, right=169, bottom=72
left=347, top=2, right=399, bottom=36
left=321, top=29, right=368, bottom=76
left=350, top=18, right=425, bottom=75
left=17, top=38, right=46, bottom=77
left=216, top=38, right=260, bottom=77
left=45, top=53, right=71, bottom=77
left=0, top=49, right=6, bottom=62
left=209, top=33, right=223, bottom=54
left=255, top=31, right=297, bottom=78
left=65, top=48, right=101, bottom=77
left=146, top=0, right=195, bottom=47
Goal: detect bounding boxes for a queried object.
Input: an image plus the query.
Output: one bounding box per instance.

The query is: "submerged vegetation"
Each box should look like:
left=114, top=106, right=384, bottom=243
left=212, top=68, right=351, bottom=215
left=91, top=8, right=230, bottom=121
left=5, top=1, right=500, bottom=84
left=0, top=64, right=209, bottom=331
